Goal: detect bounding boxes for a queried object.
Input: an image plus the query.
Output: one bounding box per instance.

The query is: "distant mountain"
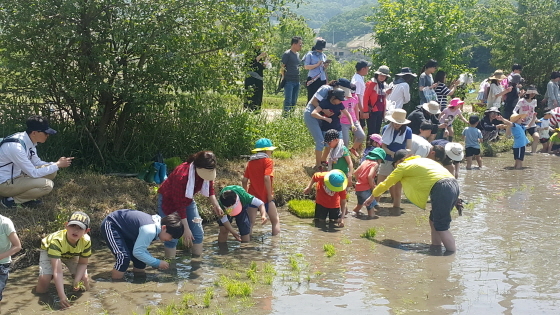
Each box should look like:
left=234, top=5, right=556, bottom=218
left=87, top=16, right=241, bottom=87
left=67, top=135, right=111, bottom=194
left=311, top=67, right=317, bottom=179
left=291, top=0, right=377, bottom=30
left=317, top=4, right=376, bottom=46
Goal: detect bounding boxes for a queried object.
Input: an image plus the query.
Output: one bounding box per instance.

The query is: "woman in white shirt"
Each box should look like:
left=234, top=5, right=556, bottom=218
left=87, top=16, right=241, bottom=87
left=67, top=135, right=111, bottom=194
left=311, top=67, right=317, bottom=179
left=486, top=70, right=512, bottom=109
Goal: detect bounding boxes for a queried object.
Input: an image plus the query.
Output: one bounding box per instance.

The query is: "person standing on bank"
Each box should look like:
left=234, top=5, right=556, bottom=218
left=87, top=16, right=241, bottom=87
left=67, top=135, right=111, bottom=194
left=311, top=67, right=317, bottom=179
left=352, top=60, right=371, bottom=128
left=419, top=59, right=439, bottom=105
left=386, top=67, right=416, bottom=111
left=363, top=65, right=391, bottom=136
left=281, top=36, right=303, bottom=114
left=0, top=115, right=73, bottom=209
left=304, top=38, right=329, bottom=102
left=244, top=41, right=268, bottom=111
left=365, top=149, right=460, bottom=253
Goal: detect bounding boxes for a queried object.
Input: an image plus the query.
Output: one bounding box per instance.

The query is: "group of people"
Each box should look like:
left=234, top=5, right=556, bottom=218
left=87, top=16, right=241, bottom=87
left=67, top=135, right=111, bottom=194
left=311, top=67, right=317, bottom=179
left=1, top=38, right=560, bottom=310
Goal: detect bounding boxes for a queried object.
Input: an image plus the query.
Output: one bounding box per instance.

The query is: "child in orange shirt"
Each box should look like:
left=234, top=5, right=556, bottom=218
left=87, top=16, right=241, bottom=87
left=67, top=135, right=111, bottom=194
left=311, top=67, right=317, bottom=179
left=352, top=148, right=386, bottom=218
left=242, top=138, right=280, bottom=236
left=303, top=169, right=348, bottom=228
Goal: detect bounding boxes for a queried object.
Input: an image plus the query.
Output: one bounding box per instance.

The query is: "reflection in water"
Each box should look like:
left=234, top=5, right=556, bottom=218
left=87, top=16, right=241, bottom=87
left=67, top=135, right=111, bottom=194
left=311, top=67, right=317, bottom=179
left=2, top=154, right=560, bottom=314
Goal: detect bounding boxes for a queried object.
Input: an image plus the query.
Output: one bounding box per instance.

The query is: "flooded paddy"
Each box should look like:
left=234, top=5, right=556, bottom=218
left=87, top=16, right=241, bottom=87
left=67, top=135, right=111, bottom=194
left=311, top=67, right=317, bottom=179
left=3, top=154, right=560, bottom=314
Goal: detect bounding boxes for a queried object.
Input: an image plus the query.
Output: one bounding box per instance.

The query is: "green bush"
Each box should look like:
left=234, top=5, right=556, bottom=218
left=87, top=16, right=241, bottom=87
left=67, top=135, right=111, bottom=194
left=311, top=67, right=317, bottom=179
left=287, top=199, right=315, bottom=218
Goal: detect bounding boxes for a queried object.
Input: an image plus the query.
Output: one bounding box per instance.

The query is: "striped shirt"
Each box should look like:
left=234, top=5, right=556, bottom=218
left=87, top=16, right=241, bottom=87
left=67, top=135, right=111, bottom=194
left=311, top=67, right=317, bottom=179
left=550, top=107, right=560, bottom=127
left=41, top=229, right=92, bottom=259
left=435, top=82, right=451, bottom=110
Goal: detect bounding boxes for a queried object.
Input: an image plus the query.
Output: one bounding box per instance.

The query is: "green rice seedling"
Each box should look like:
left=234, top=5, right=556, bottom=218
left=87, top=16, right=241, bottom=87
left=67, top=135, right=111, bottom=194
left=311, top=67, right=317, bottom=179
left=219, top=275, right=253, bottom=297
left=295, top=253, right=304, bottom=258
left=203, top=287, right=214, bottom=308
left=323, top=243, right=336, bottom=257
left=182, top=293, right=196, bottom=308
left=272, top=150, right=292, bottom=159
left=289, top=256, right=300, bottom=272
left=360, top=227, right=377, bottom=240
left=341, top=237, right=352, bottom=244
left=249, top=261, right=257, bottom=271
left=246, top=268, right=257, bottom=283
left=287, top=199, right=315, bottom=218
left=263, top=262, right=276, bottom=275
left=263, top=274, right=274, bottom=285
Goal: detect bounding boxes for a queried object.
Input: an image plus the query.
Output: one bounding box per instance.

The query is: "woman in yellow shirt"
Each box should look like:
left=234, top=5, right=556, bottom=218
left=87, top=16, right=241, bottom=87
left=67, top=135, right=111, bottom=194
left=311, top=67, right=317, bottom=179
left=365, top=149, right=460, bottom=252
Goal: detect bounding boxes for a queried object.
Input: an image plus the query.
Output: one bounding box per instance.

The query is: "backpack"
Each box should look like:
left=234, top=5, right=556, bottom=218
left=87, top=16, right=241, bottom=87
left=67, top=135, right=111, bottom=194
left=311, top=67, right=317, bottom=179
left=0, top=135, right=28, bottom=184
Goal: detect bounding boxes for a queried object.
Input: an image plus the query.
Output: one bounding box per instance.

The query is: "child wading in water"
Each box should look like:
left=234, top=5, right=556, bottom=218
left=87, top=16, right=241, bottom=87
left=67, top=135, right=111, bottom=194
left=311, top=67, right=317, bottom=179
left=536, top=111, right=554, bottom=153
left=242, top=138, right=280, bottom=236
left=353, top=148, right=386, bottom=218
left=324, top=129, right=353, bottom=217
left=513, top=85, right=540, bottom=153
left=303, top=169, right=348, bottom=228
left=438, top=98, right=469, bottom=141
left=502, top=113, right=536, bottom=169
left=360, top=134, right=382, bottom=164
left=462, top=115, right=483, bottom=169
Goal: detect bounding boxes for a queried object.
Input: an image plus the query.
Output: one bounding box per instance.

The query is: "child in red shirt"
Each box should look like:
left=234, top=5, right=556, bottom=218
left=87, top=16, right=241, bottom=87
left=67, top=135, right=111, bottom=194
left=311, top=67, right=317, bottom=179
left=242, top=138, right=280, bottom=236
left=303, top=169, right=348, bottom=227
left=352, top=148, right=386, bottom=218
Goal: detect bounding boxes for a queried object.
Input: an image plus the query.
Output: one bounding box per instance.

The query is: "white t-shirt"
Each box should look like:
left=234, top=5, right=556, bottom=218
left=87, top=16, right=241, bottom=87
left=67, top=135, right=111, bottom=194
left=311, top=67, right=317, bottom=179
left=351, top=73, right=365, bottom=109
left=386, top=82, right=411, bottom=109
left=537, top=118, right=552, bottom=139
left=410, top=134, right=432, bottom=158
left=513, top=98, right=537, bottom=127
left=0, top=215, right=16, bottom=264
left=486, top=83, right=503, bottom=108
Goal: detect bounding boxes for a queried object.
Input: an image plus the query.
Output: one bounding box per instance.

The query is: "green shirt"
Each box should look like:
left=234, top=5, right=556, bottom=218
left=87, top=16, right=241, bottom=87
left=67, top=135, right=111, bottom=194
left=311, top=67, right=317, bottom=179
left=332, top=146, right=350, bottom=174
left=0, top=215, right=16, bottom=264
left=219, top=185, right=255, bottom=209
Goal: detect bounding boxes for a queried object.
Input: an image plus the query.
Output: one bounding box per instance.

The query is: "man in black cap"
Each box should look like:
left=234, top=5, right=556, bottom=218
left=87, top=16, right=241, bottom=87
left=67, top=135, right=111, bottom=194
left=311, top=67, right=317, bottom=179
left=0, top=115, right=73, bottom=208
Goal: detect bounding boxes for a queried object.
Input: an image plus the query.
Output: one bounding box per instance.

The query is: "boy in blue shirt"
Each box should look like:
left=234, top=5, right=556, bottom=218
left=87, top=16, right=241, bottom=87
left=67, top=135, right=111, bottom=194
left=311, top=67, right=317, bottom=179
left=462, top=115, right=484, bottom=169
left=502, top=113, right=536, bottom=169
left=101, top=209, right=184, bottom=280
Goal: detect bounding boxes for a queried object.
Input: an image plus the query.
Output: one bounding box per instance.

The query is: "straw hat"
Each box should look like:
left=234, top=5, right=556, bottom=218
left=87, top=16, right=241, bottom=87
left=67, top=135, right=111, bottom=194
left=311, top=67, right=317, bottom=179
left=385, top=109, right=411, bottom=124
left=444, top=142, right=464, bottom=161
left=488, top=70, right=506, bottom=81
left=422, top=101, right=441, bottom=114
left=485, top=107, right=501, bottom=114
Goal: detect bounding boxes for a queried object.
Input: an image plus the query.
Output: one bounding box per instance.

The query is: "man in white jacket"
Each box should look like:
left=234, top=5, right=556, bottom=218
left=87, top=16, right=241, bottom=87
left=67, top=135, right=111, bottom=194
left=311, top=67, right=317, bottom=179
left=0, top=115, right=73, bottom=208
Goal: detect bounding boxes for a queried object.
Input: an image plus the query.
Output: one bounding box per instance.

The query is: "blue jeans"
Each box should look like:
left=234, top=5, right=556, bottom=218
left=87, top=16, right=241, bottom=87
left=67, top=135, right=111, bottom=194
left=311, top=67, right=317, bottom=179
left=304, top=104, right=325, bottom=151
left=157, top=194, right=204, bottom=248
left=0, top=263, right=9, bottom=301
left=283, top=80, right=300, bottom=113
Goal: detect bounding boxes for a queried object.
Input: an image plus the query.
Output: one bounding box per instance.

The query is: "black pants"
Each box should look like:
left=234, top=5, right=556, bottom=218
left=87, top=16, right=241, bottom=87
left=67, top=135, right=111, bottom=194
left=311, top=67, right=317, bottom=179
left=503, top=99, right=517, bottom=119
left=244, top=77, right=264, bottom=111
left=306, top=78, right=326, bottom=102
left=366, top=111, right=384, bottom=136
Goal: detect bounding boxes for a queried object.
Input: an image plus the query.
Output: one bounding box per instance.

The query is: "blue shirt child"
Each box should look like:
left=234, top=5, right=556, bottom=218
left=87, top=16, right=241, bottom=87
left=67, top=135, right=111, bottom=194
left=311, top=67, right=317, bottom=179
left=462, top=126, right=483, bottom=149
left=319, top=98, right=345, bottom=131
left=511, top=123, right=529, bottom=149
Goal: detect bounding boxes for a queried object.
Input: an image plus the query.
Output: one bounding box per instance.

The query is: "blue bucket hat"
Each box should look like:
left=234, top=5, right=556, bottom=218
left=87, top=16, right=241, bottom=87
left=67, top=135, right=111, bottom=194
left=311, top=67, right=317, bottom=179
left=251, top=138, right=277, bottom=153
left=324, top=169, right=348, bottom=192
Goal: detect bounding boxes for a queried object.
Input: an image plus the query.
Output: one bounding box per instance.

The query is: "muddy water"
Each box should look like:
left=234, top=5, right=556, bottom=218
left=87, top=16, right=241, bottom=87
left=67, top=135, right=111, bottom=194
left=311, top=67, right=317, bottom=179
left=3, top=154, right=560, bottom=314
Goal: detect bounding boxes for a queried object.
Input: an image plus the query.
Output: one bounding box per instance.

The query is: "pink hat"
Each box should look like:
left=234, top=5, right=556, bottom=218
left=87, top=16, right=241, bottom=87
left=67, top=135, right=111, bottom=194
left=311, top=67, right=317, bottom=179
left=449, top=98, right=464, bottom=108
left=369, top=134, right=382, bottom=145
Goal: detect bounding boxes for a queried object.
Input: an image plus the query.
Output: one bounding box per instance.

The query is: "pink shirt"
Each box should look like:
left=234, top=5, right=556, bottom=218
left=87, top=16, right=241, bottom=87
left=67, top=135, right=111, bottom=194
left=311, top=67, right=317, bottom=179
left=355, top=160, right=379, bottom=191
left=340, top=94, right=358, bottom=125
left=439, top=107, right=462, bottom=124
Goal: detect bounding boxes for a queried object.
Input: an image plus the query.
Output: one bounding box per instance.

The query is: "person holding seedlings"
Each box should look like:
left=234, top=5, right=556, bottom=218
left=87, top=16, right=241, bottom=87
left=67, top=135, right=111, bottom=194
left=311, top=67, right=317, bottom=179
left=513, top=85, right=540, bottom=153
left=158, top=151, right=239, bottom=259
left=378, top=109, right=412, bottom=210
left=35, top=211, right=91, bottom=309
left=361, top=133, right=382, bottom=164
left=242, top=138, right=280, bottom=236
left=462, top=115, right=483, bottom=170
left=501, top=113, right=536, bottom=169
left=365, top=149, right=460, bottom=253
left=303, top=169, right=348, bottom=228
left=218, top=185, right=267, bottom=242
left=537, top=111, right=554, bottom=153
left=0, top=214, right=21, bottom=307
left=324, top=129, right=354, bottom=217
left=353, top=148, right=385, bottom=218
left=438, top=98, right=469, bottom=141
left=407, top=101, right=441, bottom=142
left=101, top=209, right=184, bottom=280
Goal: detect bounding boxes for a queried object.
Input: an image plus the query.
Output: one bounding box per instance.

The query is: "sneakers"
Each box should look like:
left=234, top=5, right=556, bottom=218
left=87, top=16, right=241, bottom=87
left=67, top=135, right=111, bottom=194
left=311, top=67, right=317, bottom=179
left=0, top=198, right=15, bottom=209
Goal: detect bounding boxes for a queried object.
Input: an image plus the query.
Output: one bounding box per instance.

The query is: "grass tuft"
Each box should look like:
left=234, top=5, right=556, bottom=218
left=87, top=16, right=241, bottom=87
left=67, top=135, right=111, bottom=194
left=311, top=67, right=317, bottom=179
left=287, top=199, right=315, bottom=218
left=323, top=243, right=336, bottom=257
left=360, top=227, right=377, bottom=240
left=219, top=275, right=253, bottom=297
left=203, top=287, right=214, bottom=308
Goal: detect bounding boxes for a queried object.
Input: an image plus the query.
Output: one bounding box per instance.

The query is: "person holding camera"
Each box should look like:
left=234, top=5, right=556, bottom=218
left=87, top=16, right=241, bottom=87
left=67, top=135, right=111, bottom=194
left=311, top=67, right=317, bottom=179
left=304, top=38, right=329, bottom=102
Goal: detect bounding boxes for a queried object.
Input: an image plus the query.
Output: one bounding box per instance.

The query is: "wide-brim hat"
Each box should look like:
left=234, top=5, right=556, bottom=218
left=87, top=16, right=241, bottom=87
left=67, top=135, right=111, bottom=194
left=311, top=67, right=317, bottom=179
left=422, top=101, right=441, bottom=114
left=196, top=167, right=216, bottom=181
left=374, top=65, right=391, bottom=77
left=224, top=195, right=242, bottom=217
left=526, top=87, right=540, bottom=95
left=385, top=109, right=411, bottom=125
left=324, top=169, right=348, bottom=192
left=395, top=67, right=417, bottom=77
left=488, top=70, right=506, bottom=81
left=445, top=142, right=464, bottom=161
left=448, top=98, right=464, bottom=108
left=366, top=147, right=386, bottom=162
left=252, top=138, right=277, bottom=153
left=485, top=107, right=501, bottom=114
